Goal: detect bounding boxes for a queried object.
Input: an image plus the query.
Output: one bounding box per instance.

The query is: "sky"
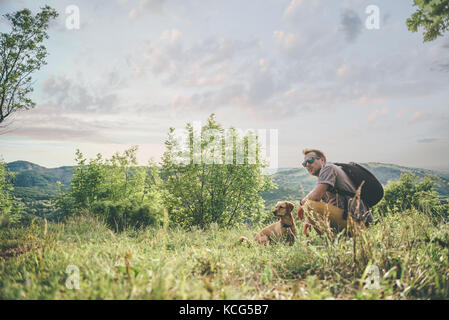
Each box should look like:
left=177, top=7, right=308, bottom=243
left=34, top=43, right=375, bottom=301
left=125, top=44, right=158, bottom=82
left=0, top=0, right=448, bottom=170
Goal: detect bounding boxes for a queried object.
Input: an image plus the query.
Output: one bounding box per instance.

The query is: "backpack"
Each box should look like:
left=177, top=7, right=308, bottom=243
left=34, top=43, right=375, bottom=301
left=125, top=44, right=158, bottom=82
left=332, top=162, right=384, bottom=208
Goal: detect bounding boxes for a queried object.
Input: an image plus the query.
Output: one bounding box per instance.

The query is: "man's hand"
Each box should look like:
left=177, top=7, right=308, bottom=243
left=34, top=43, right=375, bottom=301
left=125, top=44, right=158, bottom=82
left=303, top=219, right=312, bottom=237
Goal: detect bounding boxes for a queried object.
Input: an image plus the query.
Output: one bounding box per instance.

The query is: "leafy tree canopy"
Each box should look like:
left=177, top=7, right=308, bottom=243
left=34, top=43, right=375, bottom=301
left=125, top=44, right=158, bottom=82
left=407, top=0, right=449, bottom=42
left=0, top=6, right=58, bottom=127
left=160, top=114, right=275, bottom=229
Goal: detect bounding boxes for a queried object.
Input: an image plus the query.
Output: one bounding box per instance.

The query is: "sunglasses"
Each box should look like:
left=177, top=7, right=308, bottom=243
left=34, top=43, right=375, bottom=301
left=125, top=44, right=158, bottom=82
left=302, top=156, right=320, bottom=167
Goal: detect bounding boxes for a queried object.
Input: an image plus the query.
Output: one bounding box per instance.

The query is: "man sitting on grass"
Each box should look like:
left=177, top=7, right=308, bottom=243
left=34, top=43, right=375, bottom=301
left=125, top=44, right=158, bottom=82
left=297, top=148, right=374, bottom=236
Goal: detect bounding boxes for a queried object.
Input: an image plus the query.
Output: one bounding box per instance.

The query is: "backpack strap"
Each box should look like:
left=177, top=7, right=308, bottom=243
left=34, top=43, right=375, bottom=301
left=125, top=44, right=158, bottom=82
left=327, top=185, right=353, bottom=220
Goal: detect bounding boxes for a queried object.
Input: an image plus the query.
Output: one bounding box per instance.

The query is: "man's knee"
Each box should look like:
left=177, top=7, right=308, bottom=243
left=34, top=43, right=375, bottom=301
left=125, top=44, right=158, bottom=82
left=302, top=199, right=347, bottom=231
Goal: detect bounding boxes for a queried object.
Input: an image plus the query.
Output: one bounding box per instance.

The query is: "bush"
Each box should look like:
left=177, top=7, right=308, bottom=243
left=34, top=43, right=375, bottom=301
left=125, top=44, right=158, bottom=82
left=91, top=200, right=162, bottom=232
left=53, top=147, right=164, bottom=231
left=0, top=159, right=22, bottom=227
left=373, top=173, right=448, bottom=222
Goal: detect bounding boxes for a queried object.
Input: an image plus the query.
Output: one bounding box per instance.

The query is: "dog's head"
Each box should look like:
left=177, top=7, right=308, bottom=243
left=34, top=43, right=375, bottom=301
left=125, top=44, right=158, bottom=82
left=272, top=201, right=294, bottom=217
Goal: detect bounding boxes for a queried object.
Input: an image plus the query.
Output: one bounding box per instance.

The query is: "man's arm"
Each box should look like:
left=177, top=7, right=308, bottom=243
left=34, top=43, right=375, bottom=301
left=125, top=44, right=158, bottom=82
left=298, top=183, right=329, bottom=236
left=300, top=183, right=328, bottom=205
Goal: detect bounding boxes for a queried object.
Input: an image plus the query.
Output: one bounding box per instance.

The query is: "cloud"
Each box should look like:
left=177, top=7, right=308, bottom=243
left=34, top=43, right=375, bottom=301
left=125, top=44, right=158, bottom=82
left=127, top=0, right=166, bottom=19
left=417, top=138, right=438, bottom=143
left=283, top=0, right=321, bottom=23
left=41, top=74, right=123, bottom=113
left=440, top=39, right=449, bottom=49
left=138, top=30, right=260, bottom=88
left=4, top=100, right=174, bottom=145
left=396, top=107, right=407, bottom=118
left=340, top=9, right=363, bottom=42
left=436, top=60, right=449, bottom=72
left=368, top=107, right=388, bottom=124
left=273, top=30, right=301, bottom=56
left=383, top=12, right=391, bottom=26
left=409, top=111, right=435, bottom=124
left=0, top=0, right=23, bottom=9
left=4, top=105, right=109, bottom=142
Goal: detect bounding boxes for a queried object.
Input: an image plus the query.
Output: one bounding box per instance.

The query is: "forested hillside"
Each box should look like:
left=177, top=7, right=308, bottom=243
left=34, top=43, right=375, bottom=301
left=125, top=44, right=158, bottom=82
left=7, top=160, right=449, bottom=215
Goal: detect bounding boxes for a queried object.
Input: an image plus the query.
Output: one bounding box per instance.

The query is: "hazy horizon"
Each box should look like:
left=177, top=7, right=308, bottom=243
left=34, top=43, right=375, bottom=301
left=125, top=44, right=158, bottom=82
left=6, top=158, right=449, bottom=175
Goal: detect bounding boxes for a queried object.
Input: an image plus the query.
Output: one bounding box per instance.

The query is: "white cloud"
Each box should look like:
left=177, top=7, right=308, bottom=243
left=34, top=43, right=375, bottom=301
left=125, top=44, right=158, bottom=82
left=368, top=107, right=389, bottom=124
left=128, top=0, right=166, bottom=18
left=283, top=0, right=320, bottom=23
left=160, top=28, right=182, bottom=43
left=273, top=30, right=301, bottom=55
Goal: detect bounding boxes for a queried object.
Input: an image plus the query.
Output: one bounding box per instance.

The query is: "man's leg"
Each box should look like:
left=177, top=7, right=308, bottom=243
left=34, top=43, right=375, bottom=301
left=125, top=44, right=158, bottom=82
left=302, top=199, right=347, bottom=232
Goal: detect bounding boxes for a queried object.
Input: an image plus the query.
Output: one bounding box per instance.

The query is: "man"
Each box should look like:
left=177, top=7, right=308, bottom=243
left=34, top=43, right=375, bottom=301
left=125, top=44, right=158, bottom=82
left=298, top=148, right=373, bottom=236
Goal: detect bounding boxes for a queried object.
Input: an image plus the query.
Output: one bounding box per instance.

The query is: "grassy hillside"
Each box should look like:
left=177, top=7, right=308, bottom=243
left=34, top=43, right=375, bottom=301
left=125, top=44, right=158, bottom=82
left=1, top=209, right=448, bottom=299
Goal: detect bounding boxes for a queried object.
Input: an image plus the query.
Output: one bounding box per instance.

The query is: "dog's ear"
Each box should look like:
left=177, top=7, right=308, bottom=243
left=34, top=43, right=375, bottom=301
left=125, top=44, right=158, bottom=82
left=286, top=201, right=294, bottom=212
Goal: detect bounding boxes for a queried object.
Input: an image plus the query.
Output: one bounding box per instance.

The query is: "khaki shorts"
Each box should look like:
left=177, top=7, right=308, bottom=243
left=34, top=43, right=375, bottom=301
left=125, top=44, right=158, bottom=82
left=302, top=199, right=365, bottom=233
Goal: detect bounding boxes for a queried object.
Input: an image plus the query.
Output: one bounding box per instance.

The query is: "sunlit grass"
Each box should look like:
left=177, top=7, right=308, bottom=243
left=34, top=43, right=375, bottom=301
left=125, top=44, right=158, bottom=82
left=1, top=209, right=449, bottom=300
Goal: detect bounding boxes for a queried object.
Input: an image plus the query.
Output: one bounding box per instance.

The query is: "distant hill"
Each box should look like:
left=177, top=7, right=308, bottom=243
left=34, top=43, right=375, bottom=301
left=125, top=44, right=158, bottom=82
left=6, top=161, right=73, bottom=187
left=6, top=160, right=449, bottom=215
left=261, top=162, right=449, bottom=208
left=5, top=161, right=73, bottom=217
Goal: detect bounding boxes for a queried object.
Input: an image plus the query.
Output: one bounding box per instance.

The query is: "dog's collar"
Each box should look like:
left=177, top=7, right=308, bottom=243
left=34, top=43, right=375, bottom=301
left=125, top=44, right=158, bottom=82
left=282, top=223, right=292, bottom=228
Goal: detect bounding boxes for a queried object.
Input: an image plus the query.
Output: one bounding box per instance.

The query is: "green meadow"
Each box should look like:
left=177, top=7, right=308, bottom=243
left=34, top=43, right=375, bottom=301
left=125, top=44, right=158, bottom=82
left=1, top=206, right=448, bottom=300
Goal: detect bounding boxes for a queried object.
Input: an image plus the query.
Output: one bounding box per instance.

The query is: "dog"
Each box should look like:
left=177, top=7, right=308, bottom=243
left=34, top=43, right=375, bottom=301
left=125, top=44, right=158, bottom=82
left=240, top=201, right=297, bottom=245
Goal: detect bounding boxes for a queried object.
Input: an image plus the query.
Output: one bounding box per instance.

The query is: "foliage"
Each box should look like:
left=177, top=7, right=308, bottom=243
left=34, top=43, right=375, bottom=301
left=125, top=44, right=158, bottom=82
left=5, top=160, right=449, bottom=220
left=160, top=114, right=275, bottom=229
left=0, top=6, right=58, bottom=126
left=373, top=173, right=449, bottom=222
left=407, top=0, right=449, bottom=42
left=53, top=147, right=164, bottom=231
left=0, top=160, right=22, bottom=226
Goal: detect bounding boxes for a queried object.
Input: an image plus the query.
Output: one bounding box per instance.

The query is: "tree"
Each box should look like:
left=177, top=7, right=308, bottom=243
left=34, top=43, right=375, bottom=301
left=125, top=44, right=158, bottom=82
left=0, top=6, right=58, bottom=128
left=407, top=0, right=449, bottom=42
left=160, top=114, right=275, bottom=229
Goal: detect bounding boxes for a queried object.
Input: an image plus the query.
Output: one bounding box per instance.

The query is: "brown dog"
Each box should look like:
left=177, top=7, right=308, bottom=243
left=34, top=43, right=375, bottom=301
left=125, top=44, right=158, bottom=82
left=240, top=201, right=297, bottom=245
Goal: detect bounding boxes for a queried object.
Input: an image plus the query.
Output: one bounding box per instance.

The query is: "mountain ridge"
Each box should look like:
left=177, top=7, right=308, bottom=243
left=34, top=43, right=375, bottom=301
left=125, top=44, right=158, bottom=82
left=5, top=159, right=449, bottom=216
left=6, top=160, right=449, bottom=189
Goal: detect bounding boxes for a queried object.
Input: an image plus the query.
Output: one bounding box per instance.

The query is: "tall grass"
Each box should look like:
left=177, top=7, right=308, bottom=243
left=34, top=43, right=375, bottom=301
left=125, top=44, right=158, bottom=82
left=1, top=206, right=449, bottom=299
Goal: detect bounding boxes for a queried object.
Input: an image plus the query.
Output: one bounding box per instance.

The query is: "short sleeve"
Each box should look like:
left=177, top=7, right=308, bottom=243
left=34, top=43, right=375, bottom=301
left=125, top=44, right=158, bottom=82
left=318, top=164, right=337, bottom=188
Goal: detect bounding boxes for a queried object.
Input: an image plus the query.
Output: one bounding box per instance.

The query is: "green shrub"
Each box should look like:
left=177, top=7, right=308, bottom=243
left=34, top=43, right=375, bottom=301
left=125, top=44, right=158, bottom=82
left=91, top=200, right=162, bottom=232
left=373, top=173, right=448, bottom=222
left=53, top=147, right=164, bottom=231
left=0, top=159, right=22, bottom=227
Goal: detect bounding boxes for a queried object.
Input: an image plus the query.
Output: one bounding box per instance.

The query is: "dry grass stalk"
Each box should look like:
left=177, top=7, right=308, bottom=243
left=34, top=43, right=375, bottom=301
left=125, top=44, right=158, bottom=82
left=347, top=181, right=373, bottom=269
left=305, top=205, right=335, bottom=242
left=124, top=250, right=132, bottom=280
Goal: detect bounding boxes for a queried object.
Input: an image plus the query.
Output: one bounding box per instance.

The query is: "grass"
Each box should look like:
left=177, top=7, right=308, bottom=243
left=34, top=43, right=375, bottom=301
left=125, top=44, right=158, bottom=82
left=1, top=208, right=449, bottom=300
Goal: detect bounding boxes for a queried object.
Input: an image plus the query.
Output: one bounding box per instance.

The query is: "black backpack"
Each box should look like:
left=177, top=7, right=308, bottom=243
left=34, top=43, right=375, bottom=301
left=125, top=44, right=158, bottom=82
left=332, top=162, right=384, bottom=208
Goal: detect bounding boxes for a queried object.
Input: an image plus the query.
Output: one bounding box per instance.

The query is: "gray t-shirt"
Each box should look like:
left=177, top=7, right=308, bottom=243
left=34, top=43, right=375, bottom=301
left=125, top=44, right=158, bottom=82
left=317, top=163, right=373, bottom=225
